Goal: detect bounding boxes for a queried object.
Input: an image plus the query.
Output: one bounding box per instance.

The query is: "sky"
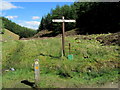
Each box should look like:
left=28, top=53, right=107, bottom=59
left=0, top=0, right=74, bottom=30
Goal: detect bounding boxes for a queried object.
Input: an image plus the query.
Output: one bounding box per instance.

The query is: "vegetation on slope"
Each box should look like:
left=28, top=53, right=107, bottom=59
left=1, top=17, right=37, bottom=38
left=1, top=29, right=20, bottom=41
left=2, top=34, right=119, bottom=88
left=38, top=2, right=120, bottom=35
left=96, top=32, right=120, bottom=46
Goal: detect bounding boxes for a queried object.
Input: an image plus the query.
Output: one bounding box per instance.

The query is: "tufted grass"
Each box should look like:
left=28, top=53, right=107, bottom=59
left=2, top=34, right=119, bottom=88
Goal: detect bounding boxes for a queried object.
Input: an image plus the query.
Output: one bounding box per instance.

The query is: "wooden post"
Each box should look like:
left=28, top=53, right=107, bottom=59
left=69, top=43, right=71, bottom=54
left=62, top=16, right=65, bottom=57
left=34, top=59, right=40, bottom=87
left=52, top=16, right=76, bottom=57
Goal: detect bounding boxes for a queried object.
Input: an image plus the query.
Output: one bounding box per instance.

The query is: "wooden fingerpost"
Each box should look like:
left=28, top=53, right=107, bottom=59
left=52, top=16, right=76, bottom=57
left=34, top=59, right=40, bottom=87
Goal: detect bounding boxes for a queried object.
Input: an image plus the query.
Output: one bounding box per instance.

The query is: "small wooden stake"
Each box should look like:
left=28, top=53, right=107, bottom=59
left=69, top=43, right=71, bottom=54
left=68, top=43, right=73, bottom=60
left=34, top=59, right=40, bottom=87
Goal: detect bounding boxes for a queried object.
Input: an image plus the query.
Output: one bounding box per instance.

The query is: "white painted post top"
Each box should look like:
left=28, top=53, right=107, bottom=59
left=52, top=19, right=76, bottom=23
left=52, top=16, right=76, bottom=23
left=62, top=16, right=64, bottom=19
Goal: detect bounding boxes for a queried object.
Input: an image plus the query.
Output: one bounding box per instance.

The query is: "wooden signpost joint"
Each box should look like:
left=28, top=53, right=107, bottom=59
left=52, top=16, right=76, bottom=57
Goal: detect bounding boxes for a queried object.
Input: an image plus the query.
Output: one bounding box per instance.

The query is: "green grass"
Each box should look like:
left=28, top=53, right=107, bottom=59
left=1, top=29, right=19, bottom=41
left=2, top=34, right=119, bottom=88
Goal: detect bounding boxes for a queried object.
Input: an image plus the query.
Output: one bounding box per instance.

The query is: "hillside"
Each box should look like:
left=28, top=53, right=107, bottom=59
left=34, top=29, right=120, bottom=46
left=1, top=29, right=20, bottom=41
left=1, top=17, right=36, bottom=38
left=34, top=28, right=80, bottom=38
left=2, top=33, right=119, bottom=88
left=38, top=2, right=120, bottom=34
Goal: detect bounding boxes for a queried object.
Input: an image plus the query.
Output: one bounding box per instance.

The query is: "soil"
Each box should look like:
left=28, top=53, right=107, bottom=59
left=96, top=32, right=120, bottom=46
